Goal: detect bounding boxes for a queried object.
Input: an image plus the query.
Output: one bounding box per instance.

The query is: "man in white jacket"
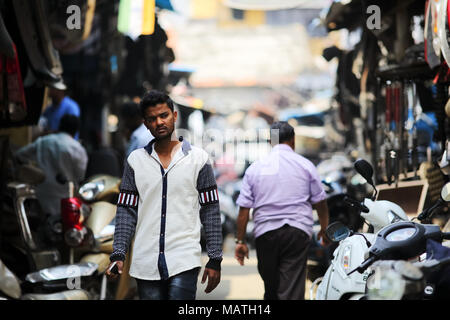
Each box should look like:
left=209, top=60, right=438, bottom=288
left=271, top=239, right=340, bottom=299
left=107, top=90, right=222, bottom=300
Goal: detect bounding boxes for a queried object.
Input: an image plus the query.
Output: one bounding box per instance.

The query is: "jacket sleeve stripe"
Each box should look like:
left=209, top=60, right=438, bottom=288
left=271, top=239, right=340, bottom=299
left=198, top=187, right=219, bottom=206
left=118, top=191, right=139, bottom=209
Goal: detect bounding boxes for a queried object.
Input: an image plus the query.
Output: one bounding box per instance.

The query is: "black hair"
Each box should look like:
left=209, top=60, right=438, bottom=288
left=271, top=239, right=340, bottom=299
left=120, top=102, right=141, bottom=119
left=58, top=114, right=80, bottom=137
left=270, top=121, right=295, bottom=144
left=139, top=90, right=174, bottom=116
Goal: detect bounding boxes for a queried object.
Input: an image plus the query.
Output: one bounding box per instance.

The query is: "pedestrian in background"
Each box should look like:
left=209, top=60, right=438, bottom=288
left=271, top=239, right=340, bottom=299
left=39, top=83, right=81, bottom=140
left=119, top=101, right=154, bottom=158
left=234, top=121, right=329, bottom=300
left=15, top=114, right=87, bottom=217
left=106, top=90, right=222, bottom=300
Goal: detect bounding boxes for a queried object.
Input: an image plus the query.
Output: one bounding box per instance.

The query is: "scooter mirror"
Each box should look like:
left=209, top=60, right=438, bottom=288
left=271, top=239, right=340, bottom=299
left=441, top=182, right=450, bottom=202
left=325, top=221, right=351, bottom=242
left=354, top=159, right=374, bottom=187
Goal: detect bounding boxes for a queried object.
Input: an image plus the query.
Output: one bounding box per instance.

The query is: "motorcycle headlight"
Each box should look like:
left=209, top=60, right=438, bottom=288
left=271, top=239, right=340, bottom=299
left=341, top=245, right=351, bottom=272
left=79, top=180, right=105, bottom=202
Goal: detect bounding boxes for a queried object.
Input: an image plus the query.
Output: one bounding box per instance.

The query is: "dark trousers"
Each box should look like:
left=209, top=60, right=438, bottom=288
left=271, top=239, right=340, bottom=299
left=136, top=267, right=200, bottom=300
left=255, top=224, right=311, bottom=300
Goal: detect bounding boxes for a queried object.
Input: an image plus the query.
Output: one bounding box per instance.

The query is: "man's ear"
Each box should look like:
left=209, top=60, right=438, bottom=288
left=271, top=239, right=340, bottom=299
left=173, top=110, right=178, bottom=122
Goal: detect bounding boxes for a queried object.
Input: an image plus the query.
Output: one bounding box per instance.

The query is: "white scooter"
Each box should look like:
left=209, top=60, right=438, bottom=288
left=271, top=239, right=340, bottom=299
left=312, top=159, right=410, bottom=300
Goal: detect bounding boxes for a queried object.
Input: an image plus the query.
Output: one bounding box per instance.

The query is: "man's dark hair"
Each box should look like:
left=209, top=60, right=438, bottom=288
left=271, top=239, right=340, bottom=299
left=270, top=121, right=295, bottom=144
left=139, top=90, right=174, bottom=116
left=120, top=102, right=141, bottom=119
left=58, top=114, right=80, bottom=137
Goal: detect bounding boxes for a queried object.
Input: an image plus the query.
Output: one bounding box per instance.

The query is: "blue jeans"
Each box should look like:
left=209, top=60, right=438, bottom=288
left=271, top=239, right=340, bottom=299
left=136, top=267, right=200, bottom=300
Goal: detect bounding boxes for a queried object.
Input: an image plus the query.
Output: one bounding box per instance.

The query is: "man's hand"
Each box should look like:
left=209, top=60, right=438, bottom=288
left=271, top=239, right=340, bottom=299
left=106, top=261, right=124, bottom=279
left=313, top=199, right=329, bottom=246
left=201, top=268, right=220, bottom=293
left=235, top=243, right=249, bottom=266
left=317, top=228, right=330, bottom=246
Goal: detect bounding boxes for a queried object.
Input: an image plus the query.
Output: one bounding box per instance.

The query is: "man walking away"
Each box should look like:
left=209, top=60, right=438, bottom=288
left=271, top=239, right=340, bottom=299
left=234, top=121, right=329, bottom=300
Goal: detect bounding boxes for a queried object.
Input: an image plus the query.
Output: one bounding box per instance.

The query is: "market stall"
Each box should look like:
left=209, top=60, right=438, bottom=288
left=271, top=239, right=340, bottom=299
left=323, top=0, right=450, bottom=221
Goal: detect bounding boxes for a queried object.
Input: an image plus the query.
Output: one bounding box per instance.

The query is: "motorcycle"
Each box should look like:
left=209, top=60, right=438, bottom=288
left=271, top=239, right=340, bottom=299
left=57, top=173, right=129, bottom=300
left=0, top=164, right=63, bottom=278
left=311, top=158, right=410, bottom=300
left=0, top=145, right=97, bottom=299
left=0, top=256, right=91, bottom=300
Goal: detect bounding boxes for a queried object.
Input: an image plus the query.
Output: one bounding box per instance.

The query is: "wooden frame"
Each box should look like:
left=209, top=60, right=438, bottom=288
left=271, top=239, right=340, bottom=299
left=375, top=179, right=429, bottom=217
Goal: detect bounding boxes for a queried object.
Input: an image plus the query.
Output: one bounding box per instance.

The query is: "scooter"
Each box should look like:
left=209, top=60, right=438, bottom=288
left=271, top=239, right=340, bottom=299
left=356, top=182, right=450, bottom=300
left=57, top=173, right=129, bottom=299
left=355, top=220, right=450, bottom=300
left=0, top=156, right=97, bottom=299
left=312, top=159, right=410, bottom=300
left=1, top=164, right=63, bottom=277
left=365, top=242, right=450, bottom=300
left=0, top=256, right=92, bottom=300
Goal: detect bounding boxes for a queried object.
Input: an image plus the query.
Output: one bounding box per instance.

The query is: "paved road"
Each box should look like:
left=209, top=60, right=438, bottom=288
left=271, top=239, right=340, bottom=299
left=196, top=235, right=314, bottom=300
left=196, top=236, right=265, bottom=300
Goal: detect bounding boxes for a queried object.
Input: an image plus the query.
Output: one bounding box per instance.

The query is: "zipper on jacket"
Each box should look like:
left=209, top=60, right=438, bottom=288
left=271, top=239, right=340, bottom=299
left=157, top=164, right=169, bottom=280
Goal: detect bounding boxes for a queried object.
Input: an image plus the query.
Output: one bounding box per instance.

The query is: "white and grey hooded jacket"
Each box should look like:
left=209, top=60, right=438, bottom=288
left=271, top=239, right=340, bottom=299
left=110, top=138, right=223, bottom=280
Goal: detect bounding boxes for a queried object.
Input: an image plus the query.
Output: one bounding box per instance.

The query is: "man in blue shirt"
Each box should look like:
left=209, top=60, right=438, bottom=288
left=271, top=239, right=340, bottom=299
left=120, top=101, right=154, bottom=157
left=40, top=85, right=80, bottom=139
